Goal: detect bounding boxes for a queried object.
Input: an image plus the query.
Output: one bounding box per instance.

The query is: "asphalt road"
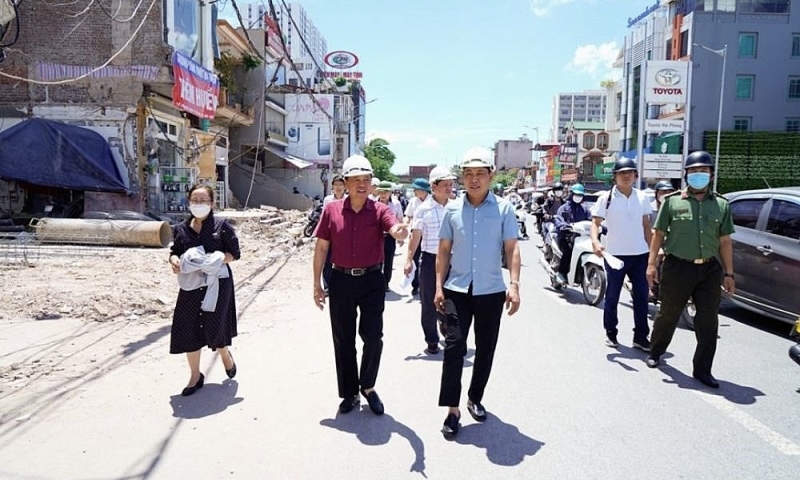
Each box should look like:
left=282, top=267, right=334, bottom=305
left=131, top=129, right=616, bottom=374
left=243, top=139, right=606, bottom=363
left=1, top=224, right=799, bottom=480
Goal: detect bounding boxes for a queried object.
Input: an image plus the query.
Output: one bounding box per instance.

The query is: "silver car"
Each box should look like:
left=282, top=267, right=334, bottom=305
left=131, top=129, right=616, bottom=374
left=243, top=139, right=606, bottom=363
left=726, top=187, right=800, bottom=324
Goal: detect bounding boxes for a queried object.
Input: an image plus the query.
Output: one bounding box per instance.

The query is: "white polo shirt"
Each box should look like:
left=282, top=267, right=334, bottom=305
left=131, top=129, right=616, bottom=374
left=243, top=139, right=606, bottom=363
left=591, top=187, right=652, bottom=255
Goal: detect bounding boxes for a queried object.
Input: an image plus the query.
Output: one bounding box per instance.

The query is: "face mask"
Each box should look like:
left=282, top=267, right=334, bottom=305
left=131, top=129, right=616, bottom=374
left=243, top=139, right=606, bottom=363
left=572, top=195, right=584, bottom=203
left=190, top=204, right=211, bottom=218
left=554, top=190, right=563, bottom=198
left=686, top=172, right=711, bottom=190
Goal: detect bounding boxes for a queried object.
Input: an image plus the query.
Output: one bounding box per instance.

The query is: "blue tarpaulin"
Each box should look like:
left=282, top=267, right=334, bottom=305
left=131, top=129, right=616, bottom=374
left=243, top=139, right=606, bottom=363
left=0, top=118, right=129, bottom=193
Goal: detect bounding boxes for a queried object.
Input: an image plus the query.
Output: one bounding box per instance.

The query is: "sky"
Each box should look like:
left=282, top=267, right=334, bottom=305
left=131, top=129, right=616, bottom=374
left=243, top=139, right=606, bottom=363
left=221, top=0, right=649, bottom=174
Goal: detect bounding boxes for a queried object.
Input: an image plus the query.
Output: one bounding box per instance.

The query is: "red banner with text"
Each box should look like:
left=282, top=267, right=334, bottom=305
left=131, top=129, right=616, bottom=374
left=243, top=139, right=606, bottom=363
left=172, top=52, right=219, bottom=120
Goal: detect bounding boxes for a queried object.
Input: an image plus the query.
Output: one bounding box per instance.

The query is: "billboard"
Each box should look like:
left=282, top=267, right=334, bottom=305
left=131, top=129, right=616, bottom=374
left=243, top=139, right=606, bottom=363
left=645, top=61, right=689, bottom=104
left=285, top=95, right=334, bottom=164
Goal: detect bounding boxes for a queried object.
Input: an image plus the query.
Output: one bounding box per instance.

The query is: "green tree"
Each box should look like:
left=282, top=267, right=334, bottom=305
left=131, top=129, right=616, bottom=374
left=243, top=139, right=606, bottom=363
left=492, top=171, right=518, bottom=189
left=363, top=138, right=398, bottom=182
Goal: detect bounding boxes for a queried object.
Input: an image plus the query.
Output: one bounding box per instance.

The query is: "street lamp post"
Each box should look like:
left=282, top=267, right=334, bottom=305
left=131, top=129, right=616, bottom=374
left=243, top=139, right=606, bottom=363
left=523, top=125, right=540, bottom=167
left=694, top=43, right=727, bottom=192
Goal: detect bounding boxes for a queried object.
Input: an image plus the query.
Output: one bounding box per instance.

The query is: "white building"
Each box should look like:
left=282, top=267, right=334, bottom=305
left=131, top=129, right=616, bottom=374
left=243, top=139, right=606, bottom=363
left=551, top=90, right=608, bottom=141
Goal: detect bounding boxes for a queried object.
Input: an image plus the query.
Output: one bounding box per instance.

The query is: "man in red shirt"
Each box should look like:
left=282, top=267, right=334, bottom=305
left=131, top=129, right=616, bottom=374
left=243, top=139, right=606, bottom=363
left=312, top=155, right=409, bottom=415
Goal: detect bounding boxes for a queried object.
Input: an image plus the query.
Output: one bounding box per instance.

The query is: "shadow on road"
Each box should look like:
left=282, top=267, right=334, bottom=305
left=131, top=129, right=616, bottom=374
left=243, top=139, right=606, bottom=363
left=404, top=348, right=474, bottom=367
left=169, top=380, right=244, bottom=419
left=657, top=364, right=765, bottom=405
left=320, top=412, right=427, bottom=476
left=453, top=412, right=544, bottom=466
left=606, top=347, right=672, bottom=372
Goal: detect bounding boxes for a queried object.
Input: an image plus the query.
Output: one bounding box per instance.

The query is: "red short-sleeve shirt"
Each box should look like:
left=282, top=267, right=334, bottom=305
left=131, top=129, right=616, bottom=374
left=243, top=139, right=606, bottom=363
left=314, top=197, right=397, bottom=268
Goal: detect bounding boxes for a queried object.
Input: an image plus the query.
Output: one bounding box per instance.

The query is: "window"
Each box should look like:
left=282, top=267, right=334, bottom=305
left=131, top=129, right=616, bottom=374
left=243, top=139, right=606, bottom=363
left=734, top=117, right=752, bottom=131
left=164, top=0, right=200, bottom=61
left=717, top=0, right=736, bottom=11
left=787, top=118, right=800, bottom=132
left=730, top=198, right=767, bottom=229
left=582, top=133, right=595, bottom=149
left=736, top=75, right=755, bottom=99
left=766, top=200, right=800, bottom=240
left=738, top=0, right=790, bottom=13
left=793, top=34, right=800, bottom=57
left=597, top=133, right=609, bottom=150
left=738, top=33, right=758, bottom=58
left=790, top=77, right=800, bottom=99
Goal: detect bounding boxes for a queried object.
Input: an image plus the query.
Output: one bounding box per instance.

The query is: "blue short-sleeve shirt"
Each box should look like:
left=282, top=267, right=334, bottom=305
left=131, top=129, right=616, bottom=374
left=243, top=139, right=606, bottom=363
left=439, top=192, right=518, bottom=295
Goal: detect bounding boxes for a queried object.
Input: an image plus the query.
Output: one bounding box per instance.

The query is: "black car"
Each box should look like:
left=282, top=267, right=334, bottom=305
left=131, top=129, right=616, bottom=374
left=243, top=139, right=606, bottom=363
left=726, top=187, right=800, bottom=324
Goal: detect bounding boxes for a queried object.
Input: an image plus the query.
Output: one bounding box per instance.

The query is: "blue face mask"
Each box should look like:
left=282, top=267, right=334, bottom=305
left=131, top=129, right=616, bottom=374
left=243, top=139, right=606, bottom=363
left=686, top=172, right=711, bottom=190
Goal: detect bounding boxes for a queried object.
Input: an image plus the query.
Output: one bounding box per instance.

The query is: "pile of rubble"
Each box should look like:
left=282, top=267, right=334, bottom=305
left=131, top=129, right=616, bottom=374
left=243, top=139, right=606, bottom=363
left=0, top=206, right=316, bottom=323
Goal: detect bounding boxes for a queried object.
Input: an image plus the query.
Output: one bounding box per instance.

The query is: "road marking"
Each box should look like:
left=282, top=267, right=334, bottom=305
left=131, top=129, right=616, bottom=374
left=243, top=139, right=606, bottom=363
left=697, top=392, right=800, bottom=455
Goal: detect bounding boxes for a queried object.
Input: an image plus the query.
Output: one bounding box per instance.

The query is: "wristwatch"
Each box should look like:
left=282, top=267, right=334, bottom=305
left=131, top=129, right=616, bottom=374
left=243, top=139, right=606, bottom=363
left=509, top=281, right=520, bottom=287
left=724, top=273, right=735, bottom=280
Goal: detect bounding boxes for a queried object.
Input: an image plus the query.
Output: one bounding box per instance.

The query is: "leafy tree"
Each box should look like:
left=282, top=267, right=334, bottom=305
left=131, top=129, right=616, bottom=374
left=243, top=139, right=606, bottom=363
left=363, top=138, right=398, bottom=182
left=492, top=171, right=518, bottom=189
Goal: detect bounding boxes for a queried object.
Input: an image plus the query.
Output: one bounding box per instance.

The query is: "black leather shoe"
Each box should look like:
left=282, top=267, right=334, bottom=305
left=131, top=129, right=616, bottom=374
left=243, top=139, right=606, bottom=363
left=338, top=395, right=360, bottom=414
left=225, top=352, right=237, bottom=379
left=362, top=390, right=384, bottom=415
left=181, top=373, right=204, bottom=397
left=467, top=400, right=487, bottom=422
left=645, top=354, right=660, bottom=368
left=693, top=372, right=720, bottom=389
left=442, top=413, right=460, bottom=440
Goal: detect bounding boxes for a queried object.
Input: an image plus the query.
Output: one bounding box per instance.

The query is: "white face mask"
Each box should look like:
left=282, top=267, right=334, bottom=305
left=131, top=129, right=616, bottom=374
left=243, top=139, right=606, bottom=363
left=572, top=195, right=584, bottom=203
left=554, top=190, right=564, bottom=198
left=190, top=204, right=211, bottom=218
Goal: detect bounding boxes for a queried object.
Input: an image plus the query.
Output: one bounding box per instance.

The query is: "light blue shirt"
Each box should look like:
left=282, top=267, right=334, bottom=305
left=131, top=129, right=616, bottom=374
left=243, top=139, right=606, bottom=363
left=439, top=192, right=518, bottom=295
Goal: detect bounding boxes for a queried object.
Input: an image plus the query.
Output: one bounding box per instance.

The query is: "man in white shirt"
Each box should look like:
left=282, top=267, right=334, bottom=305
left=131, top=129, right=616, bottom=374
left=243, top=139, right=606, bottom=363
left=323, top=174, right=346, bottom=207
left=404, top=166, right=455, bottom=354
left=403, top=178, right=431, bottom=296
left=590, top=158, right=653, bottom=350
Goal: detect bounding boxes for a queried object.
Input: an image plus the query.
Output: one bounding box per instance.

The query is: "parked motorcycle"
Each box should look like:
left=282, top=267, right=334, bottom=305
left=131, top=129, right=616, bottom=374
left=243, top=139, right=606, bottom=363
left=539, top=220, right=607, bottom=305
left=303, top=203, right=323, bottom=237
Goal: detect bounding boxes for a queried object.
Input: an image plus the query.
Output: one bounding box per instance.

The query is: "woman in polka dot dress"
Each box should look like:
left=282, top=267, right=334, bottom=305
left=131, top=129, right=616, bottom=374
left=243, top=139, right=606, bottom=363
left=168, top=185, right=241, bottom=396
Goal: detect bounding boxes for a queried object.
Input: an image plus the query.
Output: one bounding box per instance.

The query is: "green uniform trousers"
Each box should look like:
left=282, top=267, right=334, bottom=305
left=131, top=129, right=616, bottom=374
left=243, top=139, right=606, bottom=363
left=650, top=255, right=724, bottom=375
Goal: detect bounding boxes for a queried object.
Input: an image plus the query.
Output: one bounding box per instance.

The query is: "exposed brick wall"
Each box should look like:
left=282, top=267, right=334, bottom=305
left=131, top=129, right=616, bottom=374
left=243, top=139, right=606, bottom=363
left=0, top=0, right=170, bottom=107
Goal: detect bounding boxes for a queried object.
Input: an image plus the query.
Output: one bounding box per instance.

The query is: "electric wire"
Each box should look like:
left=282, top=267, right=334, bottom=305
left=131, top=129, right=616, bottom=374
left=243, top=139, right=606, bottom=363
left=0, top=0, right=157, bottom=84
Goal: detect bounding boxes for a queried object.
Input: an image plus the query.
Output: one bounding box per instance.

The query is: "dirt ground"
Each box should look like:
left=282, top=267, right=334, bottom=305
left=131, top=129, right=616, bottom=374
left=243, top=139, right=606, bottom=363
left=0, top=209, right=315, bottom=409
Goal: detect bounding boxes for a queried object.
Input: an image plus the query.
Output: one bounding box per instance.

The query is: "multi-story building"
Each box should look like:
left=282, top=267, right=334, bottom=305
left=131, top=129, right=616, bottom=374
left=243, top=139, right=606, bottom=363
left=619, top=0, right=799, bottom=185
left=494, top=136, right=534, bottom=170
left=274, top=2, right=327, bottom=89
left=551, top=90, right=608, bottom=140
left=243, top=2, right=268, bottom=29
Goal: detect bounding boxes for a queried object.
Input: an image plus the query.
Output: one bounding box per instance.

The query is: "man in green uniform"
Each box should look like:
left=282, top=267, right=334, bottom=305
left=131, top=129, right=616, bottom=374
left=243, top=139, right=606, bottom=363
left=644, top=151, right=736, bottom=389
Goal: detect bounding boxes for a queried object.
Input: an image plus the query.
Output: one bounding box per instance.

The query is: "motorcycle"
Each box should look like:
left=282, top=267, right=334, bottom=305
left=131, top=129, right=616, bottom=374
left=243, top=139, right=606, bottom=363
left=790, top=318, right=800, bottom=367
left=539, top=220, right=607, bottom=305
left=623, top=253, right=697, bottom=329
left=515, top=204, right=529, bottom=240
left=303, top=203, right=323, bottom=237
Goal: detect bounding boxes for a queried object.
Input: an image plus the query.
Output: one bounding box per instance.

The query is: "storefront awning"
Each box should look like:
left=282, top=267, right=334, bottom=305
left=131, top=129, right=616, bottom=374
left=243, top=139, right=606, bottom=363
left=264, top=146, right=313, bottom=169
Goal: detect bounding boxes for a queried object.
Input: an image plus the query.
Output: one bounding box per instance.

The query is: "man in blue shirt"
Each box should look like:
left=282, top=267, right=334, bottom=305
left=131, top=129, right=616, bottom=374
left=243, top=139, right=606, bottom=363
left=434, top=146, right=521, bottom=440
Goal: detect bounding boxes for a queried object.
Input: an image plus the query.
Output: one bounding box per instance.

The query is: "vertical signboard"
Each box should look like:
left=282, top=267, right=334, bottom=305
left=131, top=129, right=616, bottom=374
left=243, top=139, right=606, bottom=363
left=643, top=60, right=689, bottom=179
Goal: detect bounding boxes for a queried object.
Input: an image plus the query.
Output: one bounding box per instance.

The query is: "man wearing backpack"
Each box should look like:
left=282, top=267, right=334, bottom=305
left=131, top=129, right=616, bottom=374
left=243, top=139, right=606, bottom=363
left=590, top=158, right=653, bottom=350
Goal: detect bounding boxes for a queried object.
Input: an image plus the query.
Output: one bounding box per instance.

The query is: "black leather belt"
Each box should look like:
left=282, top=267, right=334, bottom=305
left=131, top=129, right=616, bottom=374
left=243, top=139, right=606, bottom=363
left=669, top=255, right=713, bottom=265
left=332, top=263, right=382, bottom=276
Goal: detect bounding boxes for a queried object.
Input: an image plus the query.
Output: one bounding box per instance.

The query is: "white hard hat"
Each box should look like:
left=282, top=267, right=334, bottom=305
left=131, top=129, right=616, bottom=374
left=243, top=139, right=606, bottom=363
left=341, top=155, right=374, bottom=177
left=371, top=177, right=381, bottom=186
left=460, top=146, right=494, bottom=170
left=429, top=165, right=457, bottom=184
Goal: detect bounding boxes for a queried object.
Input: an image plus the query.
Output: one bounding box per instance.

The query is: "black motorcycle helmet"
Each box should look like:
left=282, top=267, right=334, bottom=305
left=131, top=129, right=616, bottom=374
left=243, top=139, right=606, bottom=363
left=552, top=182, right=564, bottom=191
left=685, top=151, right=715, bottom=170
left=654, top=180, right=675, bottom=191
left=790, top=344, right=800, bottom=366
left=613, top=157, right=637, bottom=174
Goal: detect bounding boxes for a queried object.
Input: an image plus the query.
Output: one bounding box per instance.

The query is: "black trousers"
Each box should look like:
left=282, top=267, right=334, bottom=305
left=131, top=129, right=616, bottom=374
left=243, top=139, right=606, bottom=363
left=438, top=286, right=506, bottom=407
left=419, top=252, right=440, bottom=344
left=411, top=243, right=421, bottom=289
left=328, top=269, right=385, bottom=398
left=383, top=235, right=396, bottom=287
left=557, top=234, right=573, bottom=275
left=650, top=255, right=723, bottom=375
left=322, top=249, right=333, bottom=289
